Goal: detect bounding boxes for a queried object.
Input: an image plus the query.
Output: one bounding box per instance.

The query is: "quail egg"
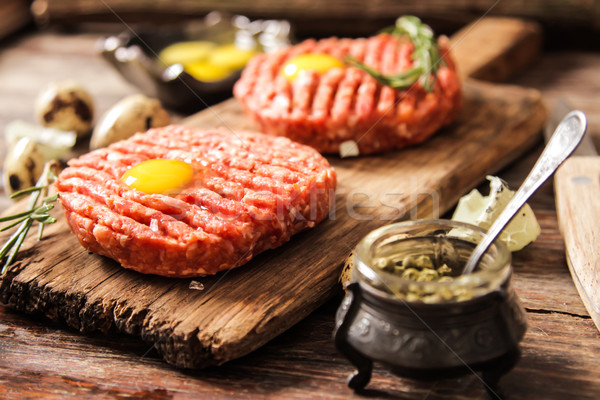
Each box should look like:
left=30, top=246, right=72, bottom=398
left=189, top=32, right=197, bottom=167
left=90, top=94, right=170, bottom=150
left=34, top=80, right=95, bottom=138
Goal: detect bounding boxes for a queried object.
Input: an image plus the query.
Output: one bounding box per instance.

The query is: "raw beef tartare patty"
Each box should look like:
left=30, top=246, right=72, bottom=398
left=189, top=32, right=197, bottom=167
left=233, top=33, right=461, bottom=155
left=55, top=125, right=337, bottom=277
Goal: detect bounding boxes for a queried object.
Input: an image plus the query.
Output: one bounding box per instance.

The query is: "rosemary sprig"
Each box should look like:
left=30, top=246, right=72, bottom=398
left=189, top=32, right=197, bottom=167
left=346, top=15, right=444, bottom=92
left=0, top=162, right=59, bottom=275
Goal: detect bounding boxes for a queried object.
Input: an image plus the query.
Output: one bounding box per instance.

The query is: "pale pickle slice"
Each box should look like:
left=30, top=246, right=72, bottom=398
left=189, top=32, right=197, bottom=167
left=451, top=175, right=541, bottom=251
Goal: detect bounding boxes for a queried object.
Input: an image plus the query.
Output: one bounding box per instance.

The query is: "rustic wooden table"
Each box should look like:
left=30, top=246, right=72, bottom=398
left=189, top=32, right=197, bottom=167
left=1, top=27, right=600, bottom=399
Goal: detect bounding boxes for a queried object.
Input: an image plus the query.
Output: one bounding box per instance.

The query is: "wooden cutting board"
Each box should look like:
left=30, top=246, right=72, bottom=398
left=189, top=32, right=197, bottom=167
left=0, top=18, right=546, bottom=368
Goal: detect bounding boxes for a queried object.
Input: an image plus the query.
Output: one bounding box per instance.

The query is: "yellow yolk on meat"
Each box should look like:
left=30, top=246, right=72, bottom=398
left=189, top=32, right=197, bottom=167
left=280, top=53, right=345, bottom=81
left=121, top=159, right=193, bottom=194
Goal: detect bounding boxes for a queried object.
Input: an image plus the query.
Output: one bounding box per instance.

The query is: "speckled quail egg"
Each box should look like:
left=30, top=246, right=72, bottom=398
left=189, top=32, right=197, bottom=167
left=34, top=81, right=95, bottom=138
left=2, top=137, right=45, bottom=195
left=90, top=94, right=170, bottom=150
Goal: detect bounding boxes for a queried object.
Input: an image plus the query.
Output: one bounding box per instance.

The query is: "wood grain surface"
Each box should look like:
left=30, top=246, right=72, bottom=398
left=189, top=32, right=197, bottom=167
left=2, top=149, right=600, bottom=399
left=555, top=157, right=600, bottom=331
left=2, top=18, right=600, bottom=399
left=0, top=18, right=548, bottom=369
left=450, top=17, right=542, bottom=82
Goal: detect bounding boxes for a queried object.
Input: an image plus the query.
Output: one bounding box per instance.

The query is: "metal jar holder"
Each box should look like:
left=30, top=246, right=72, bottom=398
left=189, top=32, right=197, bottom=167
left=334, top=220, right=527, bottom=394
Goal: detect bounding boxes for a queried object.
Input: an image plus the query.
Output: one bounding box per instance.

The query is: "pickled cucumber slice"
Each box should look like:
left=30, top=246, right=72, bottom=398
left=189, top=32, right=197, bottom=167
left=451, top=175, right=541, bottom=251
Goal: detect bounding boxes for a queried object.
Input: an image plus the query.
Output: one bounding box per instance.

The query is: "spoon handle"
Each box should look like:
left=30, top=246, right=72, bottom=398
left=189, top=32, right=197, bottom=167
left=463, top=110, right=588, bottom=274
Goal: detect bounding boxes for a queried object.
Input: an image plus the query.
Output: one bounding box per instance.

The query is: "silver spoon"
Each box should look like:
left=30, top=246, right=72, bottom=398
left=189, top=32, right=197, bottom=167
left=463, top=110, right=588, bottom=275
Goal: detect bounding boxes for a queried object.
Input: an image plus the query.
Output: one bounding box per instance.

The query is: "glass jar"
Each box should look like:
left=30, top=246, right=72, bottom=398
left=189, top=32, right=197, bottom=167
left=334, top=220, right=527, bottom=392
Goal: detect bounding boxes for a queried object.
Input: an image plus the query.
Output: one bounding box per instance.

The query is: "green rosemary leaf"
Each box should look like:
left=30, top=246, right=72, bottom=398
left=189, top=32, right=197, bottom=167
left=348, top=15, right=443, bottom=92
left=40, top=216, right=56, bottom=225
left=0, top=216, right=30, bottom=232
left=37, top=222, right=44, bottom=241
left=0, top=226, right=22, bottom=260
left=31, top=204, right=54, bottom=216
left=0, top=218, right=32, bottom=273
left=43, top=193, right=59, bottom=203
left=393, top=16, right=443, bottom=91
left=396, top=15, right=424, bottom=38
left=419, top=49, right=433, bottom=91
left=30, top=213, right=51, bottom=222
left=386, top=68, right=424, bottom=87
left=2, top=219, right=33, bottom=274
left=0, top=208, right=35, bottom=223
left=346, top=56, right=423, bottom=89
left=1, top=161, right=60, bottom=274
left=9, top=185, right=43, bottom=199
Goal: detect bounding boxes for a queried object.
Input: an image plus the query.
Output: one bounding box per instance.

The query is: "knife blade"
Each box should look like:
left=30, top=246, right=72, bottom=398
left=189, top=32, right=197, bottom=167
left=547, top=100, right=600, bottom=331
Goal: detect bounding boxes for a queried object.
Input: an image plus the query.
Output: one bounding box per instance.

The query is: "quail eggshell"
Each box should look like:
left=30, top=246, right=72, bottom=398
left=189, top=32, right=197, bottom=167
left=90, top=94, right=171, bottom=150
left=2, top=137, right=45, bottom=195
left=34, top=81, right=95, bottom=138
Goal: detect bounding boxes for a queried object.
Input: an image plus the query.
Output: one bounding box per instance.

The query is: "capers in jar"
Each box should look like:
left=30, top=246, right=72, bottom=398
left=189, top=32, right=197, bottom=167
left=377, top=254, right=454, bottom=283
left=342, top=249, right=476, bottom=303
left=371, top=253, right=478, bottom=303
left=401, top=268, right=420, bottom=280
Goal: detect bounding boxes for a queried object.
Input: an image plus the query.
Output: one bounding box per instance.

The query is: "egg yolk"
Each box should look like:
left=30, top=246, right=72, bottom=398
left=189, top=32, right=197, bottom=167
left=121, top=159, right=193, bottom=194
left=280, top=53, right=345, bottom=82
left=209, top=44, right=258, bottom=71
left=185, top=61, right=233, bottom=82
left=158, top=41, right=216, bottom=66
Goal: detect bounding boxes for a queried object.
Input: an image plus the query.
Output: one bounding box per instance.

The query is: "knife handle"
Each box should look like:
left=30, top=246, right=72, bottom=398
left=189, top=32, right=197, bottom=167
left=555, top=157, right=600, bottom=329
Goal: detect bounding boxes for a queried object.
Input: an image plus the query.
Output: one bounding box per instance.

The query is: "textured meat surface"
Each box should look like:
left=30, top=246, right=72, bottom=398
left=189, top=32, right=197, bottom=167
left=233, top=34, right=462, bottom=155
left=55, top=125, right=337, bottom=277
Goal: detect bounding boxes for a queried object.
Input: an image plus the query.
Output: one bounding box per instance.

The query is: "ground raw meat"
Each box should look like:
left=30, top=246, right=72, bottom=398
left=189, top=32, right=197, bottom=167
left=233, top=34, right=462, bottom=155
left=55, top=125, right=337, bottom=277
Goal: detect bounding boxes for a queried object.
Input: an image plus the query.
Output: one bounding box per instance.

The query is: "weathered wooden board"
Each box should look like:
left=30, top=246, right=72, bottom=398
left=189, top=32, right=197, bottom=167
left=0, top=80, right=546, bottom=368
left=0, top=19, right=547, bottom=368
